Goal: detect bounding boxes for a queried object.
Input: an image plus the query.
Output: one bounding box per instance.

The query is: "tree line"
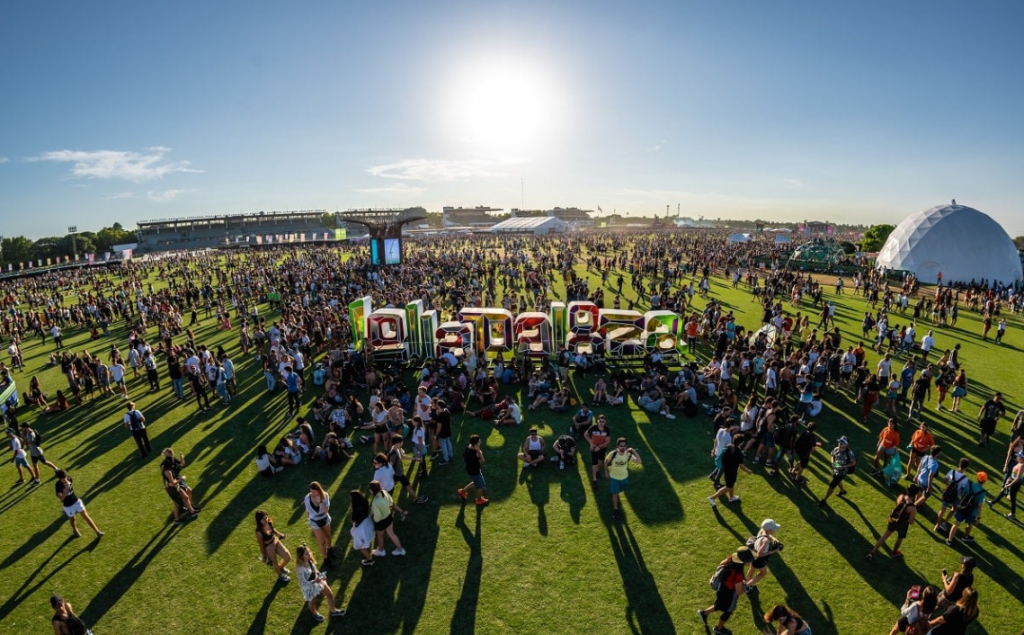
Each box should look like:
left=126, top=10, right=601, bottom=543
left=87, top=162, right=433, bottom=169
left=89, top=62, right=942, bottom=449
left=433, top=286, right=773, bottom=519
left=0, top=223, right=136, bottom=265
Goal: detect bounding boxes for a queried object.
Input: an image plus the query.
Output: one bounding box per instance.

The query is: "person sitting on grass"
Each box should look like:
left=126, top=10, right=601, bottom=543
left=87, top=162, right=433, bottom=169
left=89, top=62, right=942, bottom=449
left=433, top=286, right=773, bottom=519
left=551, top=434, right=576, bottom=470
left=494, top=398, right=523, bottom=427
left=256, top=444, right=284, bottom=476
left=517, top=428, right=546, bottom=468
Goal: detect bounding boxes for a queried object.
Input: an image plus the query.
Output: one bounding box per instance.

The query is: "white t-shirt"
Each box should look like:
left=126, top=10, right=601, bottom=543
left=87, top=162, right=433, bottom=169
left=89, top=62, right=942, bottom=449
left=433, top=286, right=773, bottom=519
left=374, top=464, right=396, bottom=492
left=110, top=364, right=125, bottom=382
left=509, top=403, right=522, bottom=424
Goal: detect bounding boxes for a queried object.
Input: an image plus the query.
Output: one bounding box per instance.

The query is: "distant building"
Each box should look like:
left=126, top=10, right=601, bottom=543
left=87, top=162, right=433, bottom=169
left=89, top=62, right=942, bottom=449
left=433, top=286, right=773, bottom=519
left=442, top=206, right=502, bottom=228
left=136, top=210, right=343, bottom=252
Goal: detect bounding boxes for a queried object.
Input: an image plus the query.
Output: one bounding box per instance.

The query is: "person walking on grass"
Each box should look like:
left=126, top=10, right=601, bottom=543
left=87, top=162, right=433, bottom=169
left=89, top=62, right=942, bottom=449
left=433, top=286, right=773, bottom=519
left=987, top=450, right=1024, bottom=519
left=369, top=479, right=406, bottom=557
left=606, top=437, right=643, bottom=519
left=934, top=458, right=971, bottom=533
left=866, top=483, right=923, bottom=561
left=872, top=418, right=901, bottom=477
left=457, top=434, right=489, bottom=506
left=55, top=469, right=103, bottom=539
left=946, top=471, right=988, bottom=546
left=294, top=544, right=346, bottom=623
left=122, top=402, right=152, bottom=458
left=255, top=510, right=292, bottom=583
left=708, top=434, right=752, bottom=508
left=6, top=427, right=32, bottom=484
left=304, top=481, right=333, bottom=566
left=389, top=435, right=428, bottom=505
left=977, top=392, right=1006, bottom=447
left=818, top=436, right=856, bottom=507
left=349, top=489, right=376, bottom=567
left=744, top=519, right=784, bottom=591
left=18, top=423, right=58, bottom=485
left=699, top=547, right=752, bottom=635
left=585, top=414, right=612, bottom=484
left=161, top=448, right=200, bottom=524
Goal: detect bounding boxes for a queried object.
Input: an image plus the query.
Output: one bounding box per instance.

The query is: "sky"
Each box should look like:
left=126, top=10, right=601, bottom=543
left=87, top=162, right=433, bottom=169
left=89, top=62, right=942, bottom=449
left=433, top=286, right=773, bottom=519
left=2, top=1, right=1024, bottom=239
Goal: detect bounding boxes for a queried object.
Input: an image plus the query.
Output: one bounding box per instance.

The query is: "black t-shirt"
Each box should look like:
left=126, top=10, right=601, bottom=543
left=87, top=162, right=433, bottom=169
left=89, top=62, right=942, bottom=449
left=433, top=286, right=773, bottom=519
left=56, top=478, right=79, bottom=507
left=161, top=457, right=182, bottom=484
left=435, top=410, right=452, bottom=439
left=930, top=605, right=974, bottom=635
left=720, top=446, right=745, bottom=477
left=463, top=446, right=482, bottom=476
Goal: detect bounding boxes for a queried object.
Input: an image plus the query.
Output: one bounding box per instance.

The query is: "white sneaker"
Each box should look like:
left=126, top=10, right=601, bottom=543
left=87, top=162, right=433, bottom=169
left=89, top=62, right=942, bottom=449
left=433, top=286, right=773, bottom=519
left=372, top=549, right=386, bottom=557
left=392, top=548, right=407, bottom=556
left=729, top=496, right=741, bottom=503
left=559, top=461, right=565, bottom=470
left=665, top=413, right=676, bottom=419
left=707, top=496, right=717, bottom=507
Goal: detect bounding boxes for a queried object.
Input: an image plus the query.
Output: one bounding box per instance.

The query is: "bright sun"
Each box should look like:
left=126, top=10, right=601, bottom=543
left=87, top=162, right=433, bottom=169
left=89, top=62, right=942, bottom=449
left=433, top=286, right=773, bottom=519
left=446, top=58, right=560, bottom=154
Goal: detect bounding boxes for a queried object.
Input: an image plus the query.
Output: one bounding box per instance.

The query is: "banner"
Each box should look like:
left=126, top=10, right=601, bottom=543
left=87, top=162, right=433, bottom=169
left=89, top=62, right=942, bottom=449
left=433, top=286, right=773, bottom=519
left=123, top=249, right=133, bottom=260
left=88, top=254, right=95, bottom=264
left=47, top=258, right=52, bottom=266
left=334, top=228, right=347, bottom=240
left=256, top=235, right=263, bottom=245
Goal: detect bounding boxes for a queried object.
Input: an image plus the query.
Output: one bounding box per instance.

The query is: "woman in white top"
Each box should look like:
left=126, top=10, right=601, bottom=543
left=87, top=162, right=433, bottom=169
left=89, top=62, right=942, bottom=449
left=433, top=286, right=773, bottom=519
left=294, top=544, right=345, bottom=622
left=304, top=481, right=333, bottom=564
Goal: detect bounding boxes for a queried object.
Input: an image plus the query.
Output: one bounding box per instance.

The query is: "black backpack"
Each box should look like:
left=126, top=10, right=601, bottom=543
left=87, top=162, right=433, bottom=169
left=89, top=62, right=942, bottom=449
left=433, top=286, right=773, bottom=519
left=956, top=484, right=980, bottom=516
left=941, top=472, right=965, bottom=506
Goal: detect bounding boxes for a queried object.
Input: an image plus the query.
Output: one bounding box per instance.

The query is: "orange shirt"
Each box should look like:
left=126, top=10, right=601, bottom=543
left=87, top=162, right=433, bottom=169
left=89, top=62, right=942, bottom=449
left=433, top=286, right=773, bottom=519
left=911, top=430, right=934, bottom=452
left=878, top=427, right=900, bottom=450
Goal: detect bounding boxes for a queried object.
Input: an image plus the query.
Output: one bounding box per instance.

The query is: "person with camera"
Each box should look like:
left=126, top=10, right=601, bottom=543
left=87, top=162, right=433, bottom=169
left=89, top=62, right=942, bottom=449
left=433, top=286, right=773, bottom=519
left=937, top=556, right=975, bottom=610
left=294, top=544, right=346, bottom=622
left=818, top=436, right=856, bottom=507
left=744, top=519, right=783, bottom=590
left=50, top=594, right=93, bottom=635
left=888, top=585, right=937, bottom=635
left=161, top=447, right=200, bottom=523
left=762, top=604, right=812, bottom=635
left=606, top=437, right=643, bottom=519
left=866, top=483, right=922, bottom=561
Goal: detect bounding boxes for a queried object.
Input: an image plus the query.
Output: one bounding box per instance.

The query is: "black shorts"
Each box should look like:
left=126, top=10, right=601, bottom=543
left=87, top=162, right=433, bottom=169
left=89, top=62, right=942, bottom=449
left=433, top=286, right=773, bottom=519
left=981, top=419, right=996, bottom=435
left=528, top=450, right=542, bottom=459
left=724, top=472, right=738, bottom=488
left=374, top=516, right=393, bottom=531
left=751, top=556, right=769, bottom=569
left=886, top=522, right=909, bottom=539
left=829, top=473, right=846, bottom=489
left=374, top=424, right=388, bottom=434
left=395, top=474, right=411, bottom=487
left=797, top=453, right=811, bottom=469
left=591, top=447, right=608, bottom=466
left=713, top=587, right=738, bottom=615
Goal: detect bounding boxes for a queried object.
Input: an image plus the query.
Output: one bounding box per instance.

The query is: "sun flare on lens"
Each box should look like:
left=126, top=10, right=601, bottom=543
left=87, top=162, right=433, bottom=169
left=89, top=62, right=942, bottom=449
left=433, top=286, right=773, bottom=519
left=446, top=57, right=560, bottom=154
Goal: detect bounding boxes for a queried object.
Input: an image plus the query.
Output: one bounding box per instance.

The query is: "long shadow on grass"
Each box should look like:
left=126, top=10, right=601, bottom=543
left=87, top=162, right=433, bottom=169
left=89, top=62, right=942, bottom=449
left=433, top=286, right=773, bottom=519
left=519, top=466, right=549, bottom=535
left=78, top=523, right=183, bottom=627
left=244, top=583, right=282, bottom=635
left=605, top=516, right=676, bottom=634
left=0, top=529, right=99, bottom=623
left=448, top=504, right=483, bottom=634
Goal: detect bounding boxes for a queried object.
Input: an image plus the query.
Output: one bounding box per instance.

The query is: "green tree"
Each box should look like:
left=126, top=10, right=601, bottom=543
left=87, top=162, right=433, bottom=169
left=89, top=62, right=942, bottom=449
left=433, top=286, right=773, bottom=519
left=29, top=237, right=63, bottom=261
left=1013, top=236, right=1024, bottom=251
left=0, top=236, right=33, bottom=264
left=860, top=224, right=896, bottom=252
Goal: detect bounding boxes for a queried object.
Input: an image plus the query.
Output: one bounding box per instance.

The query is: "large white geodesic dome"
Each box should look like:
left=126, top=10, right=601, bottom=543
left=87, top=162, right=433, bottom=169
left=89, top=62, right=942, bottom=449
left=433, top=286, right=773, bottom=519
left=876, top=204, right=1022, bottom=285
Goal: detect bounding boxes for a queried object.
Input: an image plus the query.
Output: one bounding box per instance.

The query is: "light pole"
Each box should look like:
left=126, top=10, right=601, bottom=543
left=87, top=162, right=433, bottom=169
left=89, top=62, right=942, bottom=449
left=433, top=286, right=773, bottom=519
left=68, top=226, right=78, bottom=260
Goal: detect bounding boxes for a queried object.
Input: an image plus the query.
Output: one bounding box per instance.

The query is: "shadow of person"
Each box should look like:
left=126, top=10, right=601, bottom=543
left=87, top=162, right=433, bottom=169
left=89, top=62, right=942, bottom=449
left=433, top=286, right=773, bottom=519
left=605, top=518, right=677, bottom=634
left=243, top=582, right=282, bottom=635
left=449, top=505, right=483, bottom=635
left=519, top=466, right=550, bottom=535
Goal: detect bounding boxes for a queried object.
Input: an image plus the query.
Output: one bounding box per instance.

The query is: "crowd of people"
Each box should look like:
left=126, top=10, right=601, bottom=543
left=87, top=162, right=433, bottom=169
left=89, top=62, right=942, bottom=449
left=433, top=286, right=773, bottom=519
left=0, top=230, right=1020, bottom=633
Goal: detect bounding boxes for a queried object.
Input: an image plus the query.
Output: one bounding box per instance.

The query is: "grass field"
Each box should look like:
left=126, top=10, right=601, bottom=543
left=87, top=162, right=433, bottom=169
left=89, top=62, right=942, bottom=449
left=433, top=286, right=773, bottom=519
left=1, top=250, right=1022, bottom=635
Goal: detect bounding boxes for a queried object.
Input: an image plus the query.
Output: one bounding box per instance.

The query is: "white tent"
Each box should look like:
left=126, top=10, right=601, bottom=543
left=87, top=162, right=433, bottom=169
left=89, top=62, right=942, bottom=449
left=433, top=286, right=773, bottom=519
left=727, top=233, right=751, bottom=244
left=876, top=203, right=1022, bottom=285
left=774, top=234, right=791, bottom=244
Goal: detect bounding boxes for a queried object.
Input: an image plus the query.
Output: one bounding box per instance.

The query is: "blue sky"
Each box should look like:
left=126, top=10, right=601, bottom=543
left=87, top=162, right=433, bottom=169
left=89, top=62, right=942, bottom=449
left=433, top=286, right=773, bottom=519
left=2, top=1, right=1023, bottom=238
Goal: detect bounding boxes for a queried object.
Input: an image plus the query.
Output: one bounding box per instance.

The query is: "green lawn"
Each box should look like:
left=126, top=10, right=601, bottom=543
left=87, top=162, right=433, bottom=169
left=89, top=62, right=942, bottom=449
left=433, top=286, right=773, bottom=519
left=1, top=251, right=1022, bottom=635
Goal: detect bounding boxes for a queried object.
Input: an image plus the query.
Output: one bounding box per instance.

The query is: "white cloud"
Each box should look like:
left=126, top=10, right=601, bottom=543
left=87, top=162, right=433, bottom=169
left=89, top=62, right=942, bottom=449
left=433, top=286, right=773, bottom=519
left=31, top=147, right=201, bottom=183
left=354, top=183, right=427, bottom=196
left=146, top=189, right=190, bottom=202
left=651, top=139, right=667, bottom=152
left=104, top=191, right=136, bottom=200
left=0, top=157, right=9, bottom=164
left=783, top=178, right=803, bottom=189
left=367, top=158, right=517, bottom=182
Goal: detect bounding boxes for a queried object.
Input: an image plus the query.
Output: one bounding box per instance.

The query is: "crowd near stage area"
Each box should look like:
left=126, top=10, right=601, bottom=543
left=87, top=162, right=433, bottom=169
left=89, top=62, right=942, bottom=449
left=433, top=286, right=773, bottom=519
left=2, top=227, right=1023, bottom=635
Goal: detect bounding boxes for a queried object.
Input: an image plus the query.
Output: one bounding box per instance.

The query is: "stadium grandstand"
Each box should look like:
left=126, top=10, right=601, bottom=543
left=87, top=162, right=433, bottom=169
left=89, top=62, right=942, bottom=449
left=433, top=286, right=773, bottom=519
left=135, top=210, right=364, bottom=253
left=442, top=206, right=502, bottom=228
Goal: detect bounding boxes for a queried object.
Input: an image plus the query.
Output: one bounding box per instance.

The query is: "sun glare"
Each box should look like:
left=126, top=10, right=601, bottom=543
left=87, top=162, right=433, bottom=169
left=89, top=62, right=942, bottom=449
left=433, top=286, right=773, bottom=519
left=446, top=58, right=560, bottom=154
